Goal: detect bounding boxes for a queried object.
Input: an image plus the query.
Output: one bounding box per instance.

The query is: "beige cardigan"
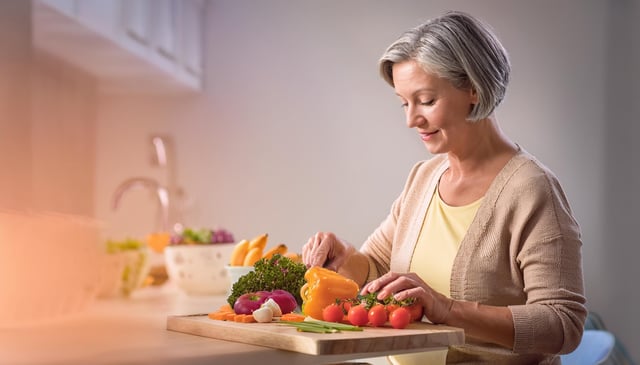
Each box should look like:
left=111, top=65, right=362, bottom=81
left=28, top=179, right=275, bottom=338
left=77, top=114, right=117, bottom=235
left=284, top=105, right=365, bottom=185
left=360, top=149, right=587, bottom=364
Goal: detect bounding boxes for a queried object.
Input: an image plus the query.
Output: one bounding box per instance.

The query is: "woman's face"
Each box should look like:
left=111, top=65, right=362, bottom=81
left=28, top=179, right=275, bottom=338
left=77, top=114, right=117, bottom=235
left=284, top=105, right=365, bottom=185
left=392, top=60, right=477, bottom=155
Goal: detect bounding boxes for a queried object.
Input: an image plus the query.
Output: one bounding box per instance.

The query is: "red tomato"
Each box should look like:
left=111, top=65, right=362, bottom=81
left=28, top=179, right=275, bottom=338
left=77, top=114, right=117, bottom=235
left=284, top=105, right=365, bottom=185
left=340, top=301, right=352, bottom=322
left=341, top=300, right=352, bottom=313
left=347, top=304, right=369, bottom=327
left=322, top=303, right=344, bottom=323
left=368, top=304, right=388, bottom=327
left=406, top=303, right=424, bottom=322
left=389, top=307, right=411, bottom=329
left=385, top=303, right=400, bottom=314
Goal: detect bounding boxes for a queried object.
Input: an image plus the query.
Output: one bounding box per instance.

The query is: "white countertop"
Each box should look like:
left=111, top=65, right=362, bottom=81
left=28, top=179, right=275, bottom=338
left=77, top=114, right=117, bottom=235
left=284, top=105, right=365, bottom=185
left=0, top=285, right=400, bottom=365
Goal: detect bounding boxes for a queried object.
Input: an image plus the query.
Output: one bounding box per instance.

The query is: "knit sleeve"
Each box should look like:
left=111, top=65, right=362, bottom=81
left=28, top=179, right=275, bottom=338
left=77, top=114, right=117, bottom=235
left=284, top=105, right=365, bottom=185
left=507, top=167, right=587, bottom=354
left=359, top=192, right=399, bottom=282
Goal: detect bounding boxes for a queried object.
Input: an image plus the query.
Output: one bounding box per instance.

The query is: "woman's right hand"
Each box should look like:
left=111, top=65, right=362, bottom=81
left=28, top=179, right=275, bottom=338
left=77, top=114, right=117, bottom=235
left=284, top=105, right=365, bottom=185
left=302, top=232, right=355, bottom=271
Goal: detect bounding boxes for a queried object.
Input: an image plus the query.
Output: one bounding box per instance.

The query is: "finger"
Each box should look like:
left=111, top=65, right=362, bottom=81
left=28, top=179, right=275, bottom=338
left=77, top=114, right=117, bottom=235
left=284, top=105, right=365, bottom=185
left=392, top=286, right=424, bottom=302
left=308, top=233, right=330, bottom=268
left=361, top=272, right=393, bottom=294
left=302, top=250, right=311, bottom=267
left=301, top=237, right=314, bottom=267
left=323, top=254, right=345, bottom=272
left=364, top=272, right=412, bottom=299
left=379, top=274, right=416, bottom=299
left=302, top=234, right=322, bottom=267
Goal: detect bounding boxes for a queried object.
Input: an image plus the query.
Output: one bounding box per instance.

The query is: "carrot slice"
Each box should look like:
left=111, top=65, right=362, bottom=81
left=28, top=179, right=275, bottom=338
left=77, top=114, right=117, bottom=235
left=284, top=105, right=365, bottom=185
left=218, top=303, right=234, bottom=313
left=238, top=314, right=257, bottom=323
left=281, top=313, right=306, bottom=322
left=233, top=314, right=257, bottom=323
left=208, top=311, right=228, bottom=320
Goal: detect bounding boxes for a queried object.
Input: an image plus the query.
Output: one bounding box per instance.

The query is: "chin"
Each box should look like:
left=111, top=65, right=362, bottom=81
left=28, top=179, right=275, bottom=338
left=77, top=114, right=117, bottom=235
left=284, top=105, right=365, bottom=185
left=424, top=143, right=445, bottom=155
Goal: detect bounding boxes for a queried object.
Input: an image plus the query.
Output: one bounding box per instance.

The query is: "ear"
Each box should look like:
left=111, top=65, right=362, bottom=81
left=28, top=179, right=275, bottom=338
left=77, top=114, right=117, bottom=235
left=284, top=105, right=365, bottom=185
left=469, top=87, right=479, bottom=105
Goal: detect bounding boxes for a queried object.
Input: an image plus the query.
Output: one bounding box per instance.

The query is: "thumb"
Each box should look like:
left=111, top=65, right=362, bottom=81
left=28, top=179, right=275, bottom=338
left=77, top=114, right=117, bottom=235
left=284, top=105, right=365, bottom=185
left=323, top=255, right=345, bottom=272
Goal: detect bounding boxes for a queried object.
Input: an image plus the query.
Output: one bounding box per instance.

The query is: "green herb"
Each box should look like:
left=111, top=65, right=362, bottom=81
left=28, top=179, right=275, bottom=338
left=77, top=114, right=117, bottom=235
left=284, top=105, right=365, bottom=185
left=226, top=254, right=307, bottom=307
left=348, top=292, right=417, bottom=309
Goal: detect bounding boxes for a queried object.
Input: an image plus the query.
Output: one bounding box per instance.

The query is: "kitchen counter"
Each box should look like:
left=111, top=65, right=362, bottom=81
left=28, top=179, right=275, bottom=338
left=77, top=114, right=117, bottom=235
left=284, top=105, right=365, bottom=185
left=0, top=285, right=456, bottom=365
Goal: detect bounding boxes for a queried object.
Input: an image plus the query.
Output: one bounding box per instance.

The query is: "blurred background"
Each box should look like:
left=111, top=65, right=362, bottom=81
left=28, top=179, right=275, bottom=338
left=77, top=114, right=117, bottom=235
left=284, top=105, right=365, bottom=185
left=1, top=0, right=638, bottom=359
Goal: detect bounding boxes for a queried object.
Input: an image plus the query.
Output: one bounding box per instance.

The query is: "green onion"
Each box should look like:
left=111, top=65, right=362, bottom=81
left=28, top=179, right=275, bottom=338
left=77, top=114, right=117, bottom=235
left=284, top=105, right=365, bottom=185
left=302, top=318, right=363, bottom=331
left=279, top=319, right=363, bottom=333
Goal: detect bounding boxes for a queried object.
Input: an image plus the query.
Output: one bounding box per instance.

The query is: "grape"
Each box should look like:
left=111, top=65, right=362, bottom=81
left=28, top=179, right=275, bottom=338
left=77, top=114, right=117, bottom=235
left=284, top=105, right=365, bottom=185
left=168, top=227, right=235, bottom=244
left=169, top=234, right=182, bottom=245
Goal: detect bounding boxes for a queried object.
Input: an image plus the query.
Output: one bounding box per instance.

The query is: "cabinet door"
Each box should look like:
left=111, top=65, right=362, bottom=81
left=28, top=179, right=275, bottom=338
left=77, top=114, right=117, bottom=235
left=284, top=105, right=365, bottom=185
left=38, top=0, right=75, bottom=17
left=122, top=0, right=151, bottom=45
left=152, top=0, right=178, bottom=61
left=180, top=0, right=204, bottom=76
left=75, top=0, right=120, bottom=37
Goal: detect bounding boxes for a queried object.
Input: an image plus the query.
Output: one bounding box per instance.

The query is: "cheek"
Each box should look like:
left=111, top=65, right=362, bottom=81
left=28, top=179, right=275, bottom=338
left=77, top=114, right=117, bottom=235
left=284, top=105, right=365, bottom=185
left=424, top=108, right=445, bottom=126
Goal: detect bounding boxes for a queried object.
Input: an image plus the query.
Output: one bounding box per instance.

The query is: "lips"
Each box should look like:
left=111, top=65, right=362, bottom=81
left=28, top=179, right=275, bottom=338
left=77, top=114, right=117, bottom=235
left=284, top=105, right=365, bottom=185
left=420, top=130, right=439, bottom=140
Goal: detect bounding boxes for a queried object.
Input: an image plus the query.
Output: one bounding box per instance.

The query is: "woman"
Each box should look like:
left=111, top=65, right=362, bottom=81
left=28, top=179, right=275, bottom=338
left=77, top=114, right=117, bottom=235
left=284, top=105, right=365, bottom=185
left=302, top=11, right=586, bottom=365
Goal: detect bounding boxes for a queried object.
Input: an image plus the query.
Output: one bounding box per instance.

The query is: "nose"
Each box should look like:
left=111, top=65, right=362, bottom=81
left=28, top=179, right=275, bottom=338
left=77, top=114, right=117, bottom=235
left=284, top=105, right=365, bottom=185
left=405, top=104, right=423, bottom=128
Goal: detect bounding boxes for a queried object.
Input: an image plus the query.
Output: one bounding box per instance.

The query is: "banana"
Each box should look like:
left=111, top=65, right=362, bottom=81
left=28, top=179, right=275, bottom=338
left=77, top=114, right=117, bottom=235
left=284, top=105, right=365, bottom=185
left=229, top=239, right=249, bottom=266
left=284, top=252, right=302, bottom=263
left=262, top=243, right=288, bottom=260
left=243, top=246, right=263, bottom=266
left=248, top=233, right=268, bottom=251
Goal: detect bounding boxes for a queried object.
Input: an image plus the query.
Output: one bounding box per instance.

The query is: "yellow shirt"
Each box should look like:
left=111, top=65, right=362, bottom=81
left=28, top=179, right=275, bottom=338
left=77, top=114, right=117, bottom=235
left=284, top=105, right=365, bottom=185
left=411, top=186, right=483, bottom=296
left=390, top=186, right=482, bottom=365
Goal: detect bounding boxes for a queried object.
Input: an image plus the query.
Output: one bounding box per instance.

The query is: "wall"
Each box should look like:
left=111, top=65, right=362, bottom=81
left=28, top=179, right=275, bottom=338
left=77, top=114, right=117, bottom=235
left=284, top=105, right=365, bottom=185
left=93, top=0, right=637, bottom=358
left=602, top=0, right=640, bottom=357
left=31, top=51, right=98, bottom=216
left=0, top=1, right=97, bottom=217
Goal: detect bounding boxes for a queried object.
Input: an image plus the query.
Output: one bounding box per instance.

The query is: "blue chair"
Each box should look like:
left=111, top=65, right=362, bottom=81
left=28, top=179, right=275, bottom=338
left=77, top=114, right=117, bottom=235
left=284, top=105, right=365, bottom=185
left=561, top=330, right=615, bottom=365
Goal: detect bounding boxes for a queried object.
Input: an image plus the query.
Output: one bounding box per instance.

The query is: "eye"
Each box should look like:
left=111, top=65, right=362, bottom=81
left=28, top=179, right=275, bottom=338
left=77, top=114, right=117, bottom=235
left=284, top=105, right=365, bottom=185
left=420, top=99, right=434, bottom=106
left=400, top=103, right=408, bottom=109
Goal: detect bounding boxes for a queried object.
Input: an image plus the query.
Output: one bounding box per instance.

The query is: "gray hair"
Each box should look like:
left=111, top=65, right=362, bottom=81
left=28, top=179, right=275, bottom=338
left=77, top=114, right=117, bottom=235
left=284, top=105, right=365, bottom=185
left=379, top=11, right=510, bottom=121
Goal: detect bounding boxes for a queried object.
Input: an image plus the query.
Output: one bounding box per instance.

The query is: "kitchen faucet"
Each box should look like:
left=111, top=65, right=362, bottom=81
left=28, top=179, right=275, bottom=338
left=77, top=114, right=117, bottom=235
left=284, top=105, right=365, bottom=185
left=111, top=177, right=171, bottom=233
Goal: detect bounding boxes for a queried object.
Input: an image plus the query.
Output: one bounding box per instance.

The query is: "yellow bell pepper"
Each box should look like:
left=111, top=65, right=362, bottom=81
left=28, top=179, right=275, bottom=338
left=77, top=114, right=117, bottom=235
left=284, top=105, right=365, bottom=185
left=300, top=266, right=360, bottom=320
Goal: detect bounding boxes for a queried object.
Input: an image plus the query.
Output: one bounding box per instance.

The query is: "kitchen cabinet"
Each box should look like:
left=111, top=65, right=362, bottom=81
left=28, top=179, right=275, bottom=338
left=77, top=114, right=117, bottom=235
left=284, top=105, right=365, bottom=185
left=33, top=0, right=205, bottom=94
left=75, top=0, right=120, bottom=36
left=37, top=0, right=74, bottom=17
left=179, top=0, right=205, bottom=77
left=122, top=0, right=151, bottom=46
left=152, top=0, right=179, bottom=61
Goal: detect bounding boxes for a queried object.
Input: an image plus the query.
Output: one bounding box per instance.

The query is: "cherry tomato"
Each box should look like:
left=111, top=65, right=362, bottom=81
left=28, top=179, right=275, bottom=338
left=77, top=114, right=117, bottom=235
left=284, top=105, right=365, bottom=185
left=347, top=304, right=369, bottom=326
left=341, top=300, right=352, bottom=313
left=368, top=304, right=388, bottom=327
left=322, top=303, right=344, bottom=323
left=389, top=307, right=411, bottom=329
left=385, top=303, right=400, bottom=314
left=406, top=303, right=424, bottom=322
left=340, top=300, right=352, bottom=322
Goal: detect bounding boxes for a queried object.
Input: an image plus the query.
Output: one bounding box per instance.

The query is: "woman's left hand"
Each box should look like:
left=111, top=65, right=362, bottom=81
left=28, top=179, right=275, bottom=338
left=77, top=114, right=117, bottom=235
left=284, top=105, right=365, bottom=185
left=361, top=271, right=454, bottom=324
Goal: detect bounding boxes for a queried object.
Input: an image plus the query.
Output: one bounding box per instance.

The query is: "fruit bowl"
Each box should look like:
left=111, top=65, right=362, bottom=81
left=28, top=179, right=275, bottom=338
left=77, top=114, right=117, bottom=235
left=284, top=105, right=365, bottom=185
left=98, top=240, right=151, bottom=298
left=164, top=243, right=235, bottom=295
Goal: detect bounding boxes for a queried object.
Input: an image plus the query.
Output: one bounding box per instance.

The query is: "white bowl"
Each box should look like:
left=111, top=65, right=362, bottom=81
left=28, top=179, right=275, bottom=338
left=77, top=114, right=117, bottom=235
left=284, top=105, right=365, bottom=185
left=164, top=243, right=235, bottom=295
left=224, top=265, right=254, bottom=293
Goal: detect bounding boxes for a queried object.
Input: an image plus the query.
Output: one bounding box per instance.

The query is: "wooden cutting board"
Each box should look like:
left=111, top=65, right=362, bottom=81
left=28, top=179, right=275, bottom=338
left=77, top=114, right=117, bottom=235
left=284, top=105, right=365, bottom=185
left=167, top=314, right=464, bottom=356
